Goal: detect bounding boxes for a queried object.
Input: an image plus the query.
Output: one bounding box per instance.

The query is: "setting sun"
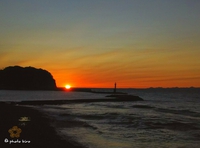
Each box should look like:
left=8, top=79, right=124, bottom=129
left=65, top=85, right=71, bottom=89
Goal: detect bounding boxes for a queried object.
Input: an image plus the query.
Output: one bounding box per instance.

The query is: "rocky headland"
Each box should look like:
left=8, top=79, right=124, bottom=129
left=0, top=66, right=57, bottom=90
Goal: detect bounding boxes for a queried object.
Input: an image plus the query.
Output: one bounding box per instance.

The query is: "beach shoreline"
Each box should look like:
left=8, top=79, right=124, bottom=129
left=0, top=102, right=85, bottom=148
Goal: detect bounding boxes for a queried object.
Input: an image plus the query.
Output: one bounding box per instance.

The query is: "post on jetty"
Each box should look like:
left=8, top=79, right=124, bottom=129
left=114, top=82, right=116, bottom=93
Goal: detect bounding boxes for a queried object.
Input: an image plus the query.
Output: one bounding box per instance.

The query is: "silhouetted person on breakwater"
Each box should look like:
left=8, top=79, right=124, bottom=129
left=114, top=82, right=116, bottom=93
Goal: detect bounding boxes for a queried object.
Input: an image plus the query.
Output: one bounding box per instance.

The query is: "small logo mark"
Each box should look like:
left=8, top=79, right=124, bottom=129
left=8, top=126, right=22, bottom=138
left=19, top=116, right=31, bottom=122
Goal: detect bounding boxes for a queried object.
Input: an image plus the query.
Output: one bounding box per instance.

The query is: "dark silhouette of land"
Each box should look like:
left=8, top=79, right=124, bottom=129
left=105, top=94, right=143, bottom=100
left=13, top=96, right=143, bottom=105
left=0, top=66, right=56, bottom=90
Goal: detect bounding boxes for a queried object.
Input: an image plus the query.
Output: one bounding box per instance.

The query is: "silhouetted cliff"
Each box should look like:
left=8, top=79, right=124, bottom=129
left=0, top=66, right=57, bottom=90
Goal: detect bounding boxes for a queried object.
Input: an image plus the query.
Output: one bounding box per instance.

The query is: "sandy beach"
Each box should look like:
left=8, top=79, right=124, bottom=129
left=0, top=102, right=85, bottom=148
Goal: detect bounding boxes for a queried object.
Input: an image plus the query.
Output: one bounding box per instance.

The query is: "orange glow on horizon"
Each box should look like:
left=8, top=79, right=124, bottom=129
left=53, top=72, right=200, bottom=88
left=50, top=65, right=200, bottom=88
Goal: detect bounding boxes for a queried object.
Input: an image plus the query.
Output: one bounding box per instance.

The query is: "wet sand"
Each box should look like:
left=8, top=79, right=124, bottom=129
left=0, top=102, right=85, bottom=148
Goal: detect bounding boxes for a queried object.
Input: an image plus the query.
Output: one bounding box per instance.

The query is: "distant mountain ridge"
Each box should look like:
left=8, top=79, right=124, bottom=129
left=0, top=66, right=57, bottom=90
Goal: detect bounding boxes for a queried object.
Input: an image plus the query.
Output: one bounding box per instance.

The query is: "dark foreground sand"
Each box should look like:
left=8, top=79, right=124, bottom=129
left=0, top=102, right=85, bottom=148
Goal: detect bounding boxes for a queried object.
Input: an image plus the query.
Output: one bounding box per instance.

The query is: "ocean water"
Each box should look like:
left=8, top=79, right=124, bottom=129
left=1, top=89, right=200, bottom=148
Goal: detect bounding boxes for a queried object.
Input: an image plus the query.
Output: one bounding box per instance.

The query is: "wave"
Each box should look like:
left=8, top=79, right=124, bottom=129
left=132, top=105, right=155, bottom=109
left=53, top=115, right=98, bottom=130
left=155, top=108, right=200, bottom=117
left=89, top=103, right=126, bottom=109
left=144, top=121, right=199, bottom=131
left=131, top=105, right=200, bottom=117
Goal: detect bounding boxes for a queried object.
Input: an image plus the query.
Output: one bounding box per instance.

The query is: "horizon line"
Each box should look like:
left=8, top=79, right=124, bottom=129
left=59, top=86, right=200, bottom=89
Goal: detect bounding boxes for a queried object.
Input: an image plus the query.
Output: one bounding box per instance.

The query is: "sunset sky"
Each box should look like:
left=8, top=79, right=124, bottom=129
left=1, top=0, right=200, bottom=88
